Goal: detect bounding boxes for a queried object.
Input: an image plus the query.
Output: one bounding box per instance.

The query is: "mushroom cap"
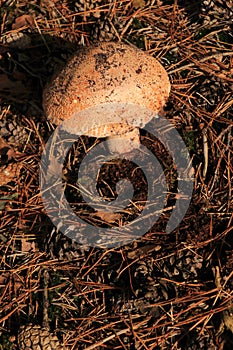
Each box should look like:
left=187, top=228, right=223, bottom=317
left=61, top=102, right=155, bottom=138
left=43, top=41, right=170, bottom=137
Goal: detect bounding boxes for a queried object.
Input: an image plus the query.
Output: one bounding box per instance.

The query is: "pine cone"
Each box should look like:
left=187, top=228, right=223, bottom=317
left=90, top=17, right=124, bottom=42
left=74, top=0, right=104, bottom=18
left=2, top=32, right=31, bottom=50
left=17, top=325, right=64, bottom=350
left=201, top=0, right=233, bottom=25
left=0, top=162, right=22, bottom=187
left=161, top=249, right=204, bottom=281
left=0, top=116, right=28, bottom=149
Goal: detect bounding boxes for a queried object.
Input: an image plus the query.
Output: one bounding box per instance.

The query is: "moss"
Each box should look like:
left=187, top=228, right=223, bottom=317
left=180, top=130, right=197, bottom=154
left=0, top=333, right=15, bottom=350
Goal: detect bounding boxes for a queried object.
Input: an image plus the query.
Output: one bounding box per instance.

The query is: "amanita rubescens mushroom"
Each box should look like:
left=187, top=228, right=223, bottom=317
left=43, top=42, right=170, bottom=153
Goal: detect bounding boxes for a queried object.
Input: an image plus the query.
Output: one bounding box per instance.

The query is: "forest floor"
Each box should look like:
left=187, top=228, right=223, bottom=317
left=0, top=0, right=233, bottom=349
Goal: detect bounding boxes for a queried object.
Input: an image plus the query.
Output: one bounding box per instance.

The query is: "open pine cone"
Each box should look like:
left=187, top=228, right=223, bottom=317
left=90, top=17, right=125, bottom=41
left=0, top=162, right=22, bottom=187
left=17, top=325, right=64, bottom=350
left=0, top=115, right=28, bottom=148
left=74, top=0, right=103, bottom=18
left=201, top=0, right=233, bottom=24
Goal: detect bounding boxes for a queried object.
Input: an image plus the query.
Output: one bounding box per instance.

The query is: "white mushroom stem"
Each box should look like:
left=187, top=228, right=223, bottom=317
left=60, top=103, right=158, bottom=155
left=105, top=128, right=141, bottom=154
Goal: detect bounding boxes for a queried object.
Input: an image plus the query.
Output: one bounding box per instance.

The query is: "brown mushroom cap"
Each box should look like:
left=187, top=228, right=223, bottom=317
left=43, top=41, right=170, bottom=136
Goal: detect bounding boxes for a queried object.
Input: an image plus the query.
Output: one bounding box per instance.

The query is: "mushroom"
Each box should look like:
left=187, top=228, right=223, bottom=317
left=43, top=42, right=170, bottom=154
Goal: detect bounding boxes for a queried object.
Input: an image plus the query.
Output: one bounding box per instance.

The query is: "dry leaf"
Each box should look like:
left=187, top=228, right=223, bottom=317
left=133, top=0, right=145, bottom=8
left=127, top=244, right=161, bottom=259
left=12, top=14, right=35, bottom=30
left=21, top=239, right=37, bottom=253
left=91, top=211, right=122, bottom=224
left=0, top=136, right=10, bottom=150
left=6, top=147, right=24, bottom=160
left=0, top=137, right=24, bottom=161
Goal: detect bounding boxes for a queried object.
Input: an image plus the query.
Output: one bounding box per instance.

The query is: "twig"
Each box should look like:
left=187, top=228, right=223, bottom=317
left=42, top=269, right=50, bottom=329
left=168, top=52, right=233, bottom=74
left=202, top=128, right=208, bottom=179
left=84, top=319, right=148, bottom=350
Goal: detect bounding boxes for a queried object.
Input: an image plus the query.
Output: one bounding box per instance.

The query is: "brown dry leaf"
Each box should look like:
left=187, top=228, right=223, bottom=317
left=127, top=244, right=161, bottom=259
left=0, top=137, right=24, bottom=161
left=0, top=136, right=9, bottom=150
left=21, top=239, right=37, bottom=253
left=133, top=0, right=145, bottom=8
left=6, top=147, right=24, bottom=160
left=92, top=211, right=122, bottom=224
left=12, top=14, right=35, bottom=30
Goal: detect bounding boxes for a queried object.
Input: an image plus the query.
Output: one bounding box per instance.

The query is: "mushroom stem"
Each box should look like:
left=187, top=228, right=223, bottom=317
left=106, top=128, right=140, bottom=154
